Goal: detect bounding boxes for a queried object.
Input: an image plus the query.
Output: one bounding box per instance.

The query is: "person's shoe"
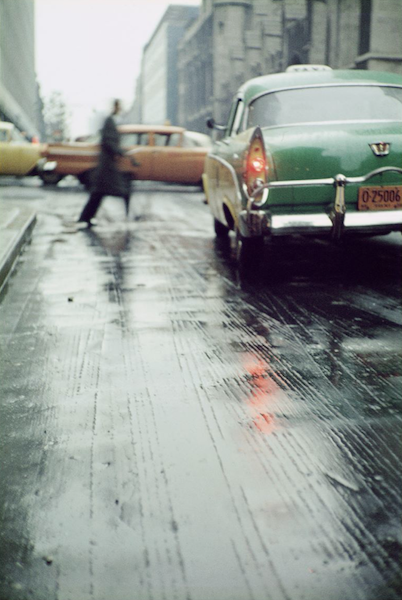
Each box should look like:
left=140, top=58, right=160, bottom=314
left=76, top=219, right=92, bottom=229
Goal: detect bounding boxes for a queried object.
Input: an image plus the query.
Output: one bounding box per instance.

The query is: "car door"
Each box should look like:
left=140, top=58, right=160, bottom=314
left=0, top=128, right=12, bottom=174
left=0, top=127, right=40, bottom=175
left=149, top=132, right=184, bottom=182
left=119, top=131, right=152, bottom=180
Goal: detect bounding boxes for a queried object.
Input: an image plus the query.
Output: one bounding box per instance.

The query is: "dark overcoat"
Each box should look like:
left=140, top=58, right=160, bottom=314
left=91, top=115, right=128, bottom=197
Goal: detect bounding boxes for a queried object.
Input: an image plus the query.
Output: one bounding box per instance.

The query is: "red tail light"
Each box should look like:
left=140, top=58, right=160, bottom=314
left=248, top=155, right=265, bottom=175
left=243, top=128, right=268, bottom=203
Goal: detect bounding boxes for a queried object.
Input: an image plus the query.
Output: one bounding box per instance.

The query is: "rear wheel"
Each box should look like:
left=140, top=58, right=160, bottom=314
left=214, top=218, right=230, bottom=238
left=236, top=231, right=264, bottom=272
left=40, top=171, right=63, bottom=185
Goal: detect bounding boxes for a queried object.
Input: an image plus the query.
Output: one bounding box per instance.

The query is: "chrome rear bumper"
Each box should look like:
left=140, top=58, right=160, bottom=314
left=241, top=167, right=402, bottom=238
left=239, top=209, right=402, bottom=237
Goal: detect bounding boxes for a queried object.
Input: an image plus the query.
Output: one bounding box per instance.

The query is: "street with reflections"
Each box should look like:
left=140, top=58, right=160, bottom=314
left=0, top=178, right=401, bottom=600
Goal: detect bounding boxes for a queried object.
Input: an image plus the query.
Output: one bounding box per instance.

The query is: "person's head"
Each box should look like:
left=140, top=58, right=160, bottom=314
left=112, top=99, right=122, bottom=115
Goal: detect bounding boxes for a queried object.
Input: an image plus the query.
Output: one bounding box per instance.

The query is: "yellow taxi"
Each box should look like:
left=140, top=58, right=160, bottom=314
left=40, top=125, right=212, bottom=187
left=0, top=122, right=44, bottom=177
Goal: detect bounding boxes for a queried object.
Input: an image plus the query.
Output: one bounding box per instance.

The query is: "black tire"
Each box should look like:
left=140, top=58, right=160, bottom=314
left=236, top=231, right=264, bottom=271
left=214, top=218, right=230, bottom=238
left=40, top=171, right=63, bottom=185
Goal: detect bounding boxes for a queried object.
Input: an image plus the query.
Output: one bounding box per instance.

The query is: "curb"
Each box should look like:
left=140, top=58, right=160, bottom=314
left=0, top=207, right=37, bottom=294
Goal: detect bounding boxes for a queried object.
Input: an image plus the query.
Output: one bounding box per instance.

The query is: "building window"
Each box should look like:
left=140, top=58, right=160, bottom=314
left=359, top=0, right=372, bottom=55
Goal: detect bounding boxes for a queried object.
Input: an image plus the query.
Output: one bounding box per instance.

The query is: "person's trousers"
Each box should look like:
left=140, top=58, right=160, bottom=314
left=79, top=192, right=130, bottom=223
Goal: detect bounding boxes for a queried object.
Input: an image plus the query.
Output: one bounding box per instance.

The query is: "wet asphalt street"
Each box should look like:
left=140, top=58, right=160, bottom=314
left=0, top=178, right=401, bottom=600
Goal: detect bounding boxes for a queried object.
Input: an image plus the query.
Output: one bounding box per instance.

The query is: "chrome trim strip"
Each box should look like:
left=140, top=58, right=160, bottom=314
left=331, top=174, right=346, bottom=239
left=344, top=210, right=402, bottom=227
left=271, top=214, right=332, bottom=232
left=335, top=166, right=402, bottom=185
left=43, top=161, right=58, bottom=171
left=262, top=177, right=335, bottom=190
left=246, top=184, right=269, bottom=213
left=47, top=149, right=99, bottom=157
left=207, top=153, right=243, bottom=203
left=250, top=167, right=402, bottom=195
left=268, top=210, right=402, bottom=234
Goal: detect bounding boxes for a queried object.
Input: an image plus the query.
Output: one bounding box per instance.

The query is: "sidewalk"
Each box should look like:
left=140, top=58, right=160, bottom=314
left=0, top=202, right=37, bottom=293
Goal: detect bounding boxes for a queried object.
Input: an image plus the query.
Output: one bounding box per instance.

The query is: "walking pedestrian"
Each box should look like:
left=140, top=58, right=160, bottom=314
left=77, top=99, right=131, bottom=226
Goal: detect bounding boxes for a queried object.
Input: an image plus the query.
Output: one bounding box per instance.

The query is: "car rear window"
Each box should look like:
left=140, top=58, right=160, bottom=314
left=246, top=85, right=402, bottom=128
left=153, top=133, right=181, bottom=147
left=120, top=132, right=149, bottom=148
left=183, top=132, right=212, bottom=148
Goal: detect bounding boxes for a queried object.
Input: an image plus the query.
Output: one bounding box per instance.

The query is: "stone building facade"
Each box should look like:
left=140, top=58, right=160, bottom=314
left=177, top=0, right=402, bottom=132
left=135, top=5, right=199, bottom=126
left=0, top=0, right=45, bottom=138
left=303, top=0, right=402, bottom=73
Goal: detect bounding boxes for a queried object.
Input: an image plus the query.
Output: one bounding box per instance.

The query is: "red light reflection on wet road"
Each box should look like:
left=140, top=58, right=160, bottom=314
left=243, top=356, right=279, bottom=434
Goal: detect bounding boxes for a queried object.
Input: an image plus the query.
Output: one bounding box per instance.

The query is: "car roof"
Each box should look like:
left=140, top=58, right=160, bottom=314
left=118, top=124, right=185, bottom=134
left=239, top=69, right=402, bottom=104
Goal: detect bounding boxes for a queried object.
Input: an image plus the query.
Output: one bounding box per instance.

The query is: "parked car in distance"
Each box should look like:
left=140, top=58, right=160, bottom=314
left=39, top=125, right=212, bottom=187
left=0, top=121, right=44, bottom=177
left=203, top=66, right=402, bottom=267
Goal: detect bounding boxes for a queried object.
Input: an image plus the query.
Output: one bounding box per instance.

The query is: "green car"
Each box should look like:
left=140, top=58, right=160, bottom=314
left=203, top=65, right=402, bottom=264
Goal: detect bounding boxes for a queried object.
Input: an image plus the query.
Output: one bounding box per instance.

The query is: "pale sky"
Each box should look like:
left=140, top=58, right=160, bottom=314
left=35, top=0, right=201, bottom=136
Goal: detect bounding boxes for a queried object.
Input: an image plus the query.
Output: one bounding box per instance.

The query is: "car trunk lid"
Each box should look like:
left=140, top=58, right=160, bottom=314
left=262, top=121, right=402, bottom=212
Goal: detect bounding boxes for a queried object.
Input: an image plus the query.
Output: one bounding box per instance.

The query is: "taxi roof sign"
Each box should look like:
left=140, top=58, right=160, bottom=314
left=286, top=64, right=333, bottom=73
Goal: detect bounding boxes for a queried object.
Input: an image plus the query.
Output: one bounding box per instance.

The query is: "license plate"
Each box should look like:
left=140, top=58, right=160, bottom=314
left=358, top=185, right=402, bottom=210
